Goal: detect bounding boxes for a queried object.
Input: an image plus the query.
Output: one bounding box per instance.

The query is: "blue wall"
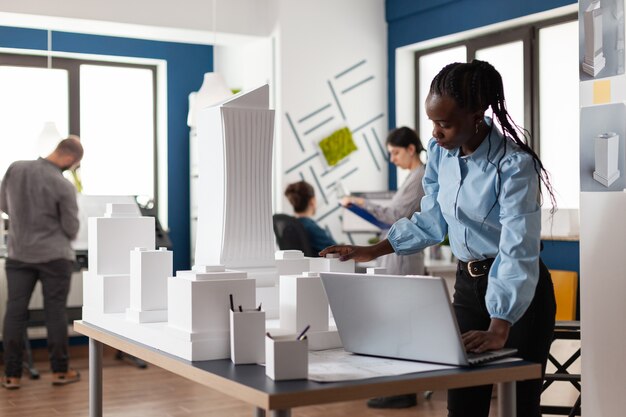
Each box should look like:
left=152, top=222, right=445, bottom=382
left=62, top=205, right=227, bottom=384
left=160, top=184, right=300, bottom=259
left=385, top=0, right=579, bottom=273
left=0, top=26, right=212, bottom=271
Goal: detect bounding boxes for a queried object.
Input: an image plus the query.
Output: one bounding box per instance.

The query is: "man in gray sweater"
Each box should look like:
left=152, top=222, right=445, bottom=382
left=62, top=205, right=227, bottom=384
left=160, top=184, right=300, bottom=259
left=0, top=137, right=83, bottom=389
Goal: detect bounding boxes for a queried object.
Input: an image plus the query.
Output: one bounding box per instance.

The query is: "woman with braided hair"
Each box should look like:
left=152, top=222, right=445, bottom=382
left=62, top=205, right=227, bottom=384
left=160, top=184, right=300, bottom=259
left=321, top=59, right=556, bottom=417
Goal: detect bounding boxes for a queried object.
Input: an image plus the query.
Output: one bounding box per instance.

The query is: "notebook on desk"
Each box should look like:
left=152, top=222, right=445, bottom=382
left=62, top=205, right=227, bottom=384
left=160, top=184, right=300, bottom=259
left=319, top=272, right=517, bottom=367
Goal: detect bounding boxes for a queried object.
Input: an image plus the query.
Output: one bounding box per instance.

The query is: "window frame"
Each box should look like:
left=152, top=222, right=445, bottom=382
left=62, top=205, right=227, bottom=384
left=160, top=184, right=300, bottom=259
left=0, top=53, right=159, bottom=207
left=413, top=12, right=577, bottom=154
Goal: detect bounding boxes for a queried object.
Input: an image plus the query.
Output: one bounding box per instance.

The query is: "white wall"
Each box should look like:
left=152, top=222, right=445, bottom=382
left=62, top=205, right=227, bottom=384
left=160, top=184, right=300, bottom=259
left=0, top=0, right=272, bottom=40
left=579, top=1, right=626, bottom=413
left=273, top=0, right=388, bottom=245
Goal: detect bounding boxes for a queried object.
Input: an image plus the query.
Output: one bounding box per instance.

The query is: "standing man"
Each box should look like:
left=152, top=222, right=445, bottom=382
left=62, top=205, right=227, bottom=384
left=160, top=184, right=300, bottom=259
left=1, top=137, right=83, bottom=389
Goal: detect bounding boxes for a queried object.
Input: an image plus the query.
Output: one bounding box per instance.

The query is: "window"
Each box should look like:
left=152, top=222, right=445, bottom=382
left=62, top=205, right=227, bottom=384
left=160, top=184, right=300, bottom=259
left=0, top=66, right=69, bottom=176
left=414, top=14, right=579, bottom=209
left=80, top=65, right=155, bottom=197
left=0, top=53, right=158, bottom=203
left=538, top=21, right=579, bottom=209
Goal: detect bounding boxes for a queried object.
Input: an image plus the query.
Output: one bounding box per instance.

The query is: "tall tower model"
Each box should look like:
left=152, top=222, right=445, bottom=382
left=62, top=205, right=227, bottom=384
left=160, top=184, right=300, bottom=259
left=195, top=85, right=276, bottom=285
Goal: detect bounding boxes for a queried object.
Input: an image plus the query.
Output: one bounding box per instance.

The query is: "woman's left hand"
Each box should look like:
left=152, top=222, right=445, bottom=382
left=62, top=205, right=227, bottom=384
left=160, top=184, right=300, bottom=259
left=461, top=318, right=511, bottom=353
left=340, top=196, right=365, bottom=207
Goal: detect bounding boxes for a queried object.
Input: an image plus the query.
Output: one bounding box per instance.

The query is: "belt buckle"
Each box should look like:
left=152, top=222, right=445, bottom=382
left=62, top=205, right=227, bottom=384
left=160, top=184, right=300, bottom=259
left=467, top=260, right=483, bottom=278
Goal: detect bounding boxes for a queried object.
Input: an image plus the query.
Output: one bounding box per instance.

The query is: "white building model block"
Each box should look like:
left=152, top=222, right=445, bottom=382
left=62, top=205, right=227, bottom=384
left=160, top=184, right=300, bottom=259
left=126, top=247, right=173, bottom=323
left=309, top=253, right=355, bottom=273
left=583, top=0, right=606, bottom=77
left=167, top=265, right=256, bottom=360
left=277, top=254, right=355, bottom=350
left=593, top=132, right=620, bottom=187
left=195, top=84, right=279, bottom=317
left=83, top=204, right=155, bottom=315
left=276, top=250, right=311, bottom=276
left=280, top=271, right=328, bottom=334
left=167, top=265, right=256, bottom=342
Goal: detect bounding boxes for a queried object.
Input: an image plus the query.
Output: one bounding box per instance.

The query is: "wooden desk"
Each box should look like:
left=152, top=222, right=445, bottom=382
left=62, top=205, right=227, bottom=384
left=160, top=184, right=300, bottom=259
left=74, top=321, right=540, bottom=417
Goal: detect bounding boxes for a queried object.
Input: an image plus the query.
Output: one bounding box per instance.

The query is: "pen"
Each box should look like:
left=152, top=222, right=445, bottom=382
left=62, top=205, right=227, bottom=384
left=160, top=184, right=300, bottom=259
left=229, top=294, right=234, bottom=312
left=266, top=332, right=273, bottom=339
left=257, top=302, right=262, bottom=311
left=238, top=305, right=243, bottom=312
left=296, top=324, right=310, bottom=341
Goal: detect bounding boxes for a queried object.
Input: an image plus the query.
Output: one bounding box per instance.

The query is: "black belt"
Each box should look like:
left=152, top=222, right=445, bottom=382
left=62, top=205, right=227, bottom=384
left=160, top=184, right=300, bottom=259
left=458, top=258, right=495, bottom=278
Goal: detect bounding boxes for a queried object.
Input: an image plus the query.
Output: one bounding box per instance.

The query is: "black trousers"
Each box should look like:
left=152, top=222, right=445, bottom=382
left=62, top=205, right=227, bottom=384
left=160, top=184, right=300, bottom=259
left=447, top=260, right=556, bottom=417
left=3, top=258, right=73, bottom=377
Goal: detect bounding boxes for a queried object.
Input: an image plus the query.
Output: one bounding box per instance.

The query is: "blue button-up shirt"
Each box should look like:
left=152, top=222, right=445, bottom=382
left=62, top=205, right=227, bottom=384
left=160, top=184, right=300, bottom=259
left=387, top=120, right=541, bottom=324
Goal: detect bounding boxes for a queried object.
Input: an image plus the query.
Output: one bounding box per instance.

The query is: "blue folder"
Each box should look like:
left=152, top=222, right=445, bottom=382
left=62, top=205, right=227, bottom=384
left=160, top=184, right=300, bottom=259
left=345, top=204, right=392, bottom=230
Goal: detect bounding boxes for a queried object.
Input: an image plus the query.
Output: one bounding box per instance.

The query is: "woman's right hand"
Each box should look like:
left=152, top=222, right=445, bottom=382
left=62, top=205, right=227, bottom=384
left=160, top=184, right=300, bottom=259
left=320, top=239, right=394, bottom=262
left=319, top=245, right=376, bottom=262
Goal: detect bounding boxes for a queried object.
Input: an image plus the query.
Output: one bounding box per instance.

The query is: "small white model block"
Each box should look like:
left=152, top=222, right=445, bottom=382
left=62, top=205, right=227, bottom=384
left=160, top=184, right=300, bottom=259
left=166, top=266, right=256, bottom=359
left=280, top=272, right=329, bottom=333
left=309, top=253, right=355, bottom=273
left=593, top=132, right=620, bottom=187
left=82, top=271, right=130, bottom=314
left=126, top=247, right=173, bottom=323
left=275, top=250, right=311, bottom=276
left=88, top=204, right=155, bottom=275
left=367, top=267, right=387, bottom=275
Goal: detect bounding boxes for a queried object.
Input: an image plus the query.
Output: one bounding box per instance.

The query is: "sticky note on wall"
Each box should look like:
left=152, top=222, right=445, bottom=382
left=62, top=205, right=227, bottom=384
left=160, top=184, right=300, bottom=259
left=593, top=80, right=611, bottom=104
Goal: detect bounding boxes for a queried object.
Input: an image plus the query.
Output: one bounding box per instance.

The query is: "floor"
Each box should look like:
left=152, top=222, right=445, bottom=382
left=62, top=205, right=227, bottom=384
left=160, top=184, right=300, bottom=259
left=0, top=340, right=580, bottom=416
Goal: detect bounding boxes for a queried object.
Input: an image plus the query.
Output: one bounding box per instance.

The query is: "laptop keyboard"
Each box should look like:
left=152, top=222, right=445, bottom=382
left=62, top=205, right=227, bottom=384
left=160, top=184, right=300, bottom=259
left=466, top=348, right=517, bottom=366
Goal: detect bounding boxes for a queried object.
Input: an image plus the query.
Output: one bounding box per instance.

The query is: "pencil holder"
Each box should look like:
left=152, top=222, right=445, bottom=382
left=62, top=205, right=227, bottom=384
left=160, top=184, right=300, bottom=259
left=265, top=335, right=308, bottom=381
left=229, top=309, right=266, bottom=364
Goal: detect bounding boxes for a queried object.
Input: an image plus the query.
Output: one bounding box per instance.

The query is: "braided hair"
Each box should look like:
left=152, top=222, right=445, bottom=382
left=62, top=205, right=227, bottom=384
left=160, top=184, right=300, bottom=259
left=429, top=59, right=556, bottom=212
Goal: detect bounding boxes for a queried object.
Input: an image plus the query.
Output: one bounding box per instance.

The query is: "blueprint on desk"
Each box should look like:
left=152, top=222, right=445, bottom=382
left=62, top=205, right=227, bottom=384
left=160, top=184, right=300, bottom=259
left=307, top=348, right=454, bottom=382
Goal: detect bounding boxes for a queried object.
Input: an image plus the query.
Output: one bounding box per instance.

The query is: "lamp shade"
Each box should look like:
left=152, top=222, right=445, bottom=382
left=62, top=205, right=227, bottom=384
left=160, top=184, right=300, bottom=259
left=38, top=121, right=62, bottom=157
left=187, top=72, right=233, bottom=128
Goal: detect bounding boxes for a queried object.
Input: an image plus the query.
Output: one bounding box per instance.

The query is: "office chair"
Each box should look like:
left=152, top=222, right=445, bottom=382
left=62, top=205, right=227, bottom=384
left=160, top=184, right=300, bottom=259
left=541, top=269, right=581, bottom=417
left=272, top=214, right=316, bottom=257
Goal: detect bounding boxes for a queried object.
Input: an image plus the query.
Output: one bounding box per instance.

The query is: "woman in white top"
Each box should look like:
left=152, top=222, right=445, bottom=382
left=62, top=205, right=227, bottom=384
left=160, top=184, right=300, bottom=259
left=342, top=126, right=426, bottom=276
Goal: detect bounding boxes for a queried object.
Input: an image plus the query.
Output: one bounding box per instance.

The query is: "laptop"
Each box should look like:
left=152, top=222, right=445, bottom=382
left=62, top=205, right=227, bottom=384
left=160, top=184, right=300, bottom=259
left=319, top=272, right=517, bottom=366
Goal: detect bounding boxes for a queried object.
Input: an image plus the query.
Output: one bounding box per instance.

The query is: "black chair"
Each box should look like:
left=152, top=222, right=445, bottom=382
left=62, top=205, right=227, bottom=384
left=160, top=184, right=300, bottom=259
left=272, top=214, right=316, bottom=257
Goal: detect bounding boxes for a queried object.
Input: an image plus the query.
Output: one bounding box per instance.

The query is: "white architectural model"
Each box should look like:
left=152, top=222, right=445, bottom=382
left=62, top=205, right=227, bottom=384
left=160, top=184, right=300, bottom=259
left=583, top=0, right=606, bottom=77
left=195, top=84, right=279, bottom=315
left=593, top=132, right=620, bottom=187
left=81, top=85, right=364, bottom=363
left=83, top=204, right=155, bottom=315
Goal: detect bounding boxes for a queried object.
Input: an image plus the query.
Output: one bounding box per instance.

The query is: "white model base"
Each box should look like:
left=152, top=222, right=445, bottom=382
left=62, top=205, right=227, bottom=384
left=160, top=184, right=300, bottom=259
left=82, top=309, right=231, bottom=361
left=583, top=54, right=606, bottom=77
left=229, top=264, right=278, bottom=287
left=83, top=272, right=130, bottom=314
left=593, top=169, right=620, bottom=187
left=125, top=307, right=168, bottom=323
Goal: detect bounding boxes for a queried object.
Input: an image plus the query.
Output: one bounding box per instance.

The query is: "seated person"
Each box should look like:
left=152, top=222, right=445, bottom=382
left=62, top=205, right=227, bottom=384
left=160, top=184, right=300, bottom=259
left=285, top=181, right=336, bottom=254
